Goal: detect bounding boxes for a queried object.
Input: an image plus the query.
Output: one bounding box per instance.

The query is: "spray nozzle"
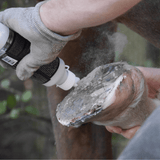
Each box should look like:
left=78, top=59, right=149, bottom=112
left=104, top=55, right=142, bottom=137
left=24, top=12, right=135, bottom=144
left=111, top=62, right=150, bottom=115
left=43, top=58, right=80, bottom=90
left=57, top=65, right=80, bottom=90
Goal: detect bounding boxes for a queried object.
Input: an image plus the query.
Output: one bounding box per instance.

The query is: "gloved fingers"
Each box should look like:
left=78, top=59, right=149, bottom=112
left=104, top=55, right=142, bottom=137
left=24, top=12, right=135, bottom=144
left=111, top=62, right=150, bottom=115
left=16, top=54, right=40, bottom=80
left=0, top=7, right=46, bottom=44
left=0, top=8, right=33, bottom=37
left=0, top=4, right=56, bottom=43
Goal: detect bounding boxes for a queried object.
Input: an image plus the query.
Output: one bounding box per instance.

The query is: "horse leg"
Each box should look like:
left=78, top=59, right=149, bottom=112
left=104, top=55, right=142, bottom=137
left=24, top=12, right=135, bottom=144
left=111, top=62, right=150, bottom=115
left=47, top=22, right=117, bottom=159
left=116, top=0, right=160, bottom=49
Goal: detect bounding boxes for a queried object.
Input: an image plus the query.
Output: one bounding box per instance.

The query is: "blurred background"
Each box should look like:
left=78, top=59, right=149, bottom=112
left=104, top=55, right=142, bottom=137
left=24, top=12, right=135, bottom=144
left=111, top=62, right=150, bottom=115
left=0, top=0, right=56, bottom=159
left=0, top=0, right=160, bottom=159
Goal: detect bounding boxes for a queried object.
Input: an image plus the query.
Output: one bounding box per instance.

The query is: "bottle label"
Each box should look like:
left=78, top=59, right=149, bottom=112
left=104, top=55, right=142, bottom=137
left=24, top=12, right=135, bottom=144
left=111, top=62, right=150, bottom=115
left=2, top=56, right=17, bottom=66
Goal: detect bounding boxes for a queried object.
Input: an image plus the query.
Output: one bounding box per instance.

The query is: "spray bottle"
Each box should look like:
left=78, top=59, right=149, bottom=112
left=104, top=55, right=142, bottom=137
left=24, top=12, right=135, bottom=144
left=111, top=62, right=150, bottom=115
left=0, top=23, right=80, bottom=91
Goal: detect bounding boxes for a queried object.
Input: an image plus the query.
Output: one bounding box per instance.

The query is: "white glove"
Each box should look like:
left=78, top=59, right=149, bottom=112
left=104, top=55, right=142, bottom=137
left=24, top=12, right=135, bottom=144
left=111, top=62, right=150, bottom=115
left=0, top=2, right=81, bottom=80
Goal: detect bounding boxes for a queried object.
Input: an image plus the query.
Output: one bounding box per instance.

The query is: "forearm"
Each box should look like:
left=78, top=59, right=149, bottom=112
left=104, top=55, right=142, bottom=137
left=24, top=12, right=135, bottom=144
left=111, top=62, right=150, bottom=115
left=40, top=0, right=141, bottom=35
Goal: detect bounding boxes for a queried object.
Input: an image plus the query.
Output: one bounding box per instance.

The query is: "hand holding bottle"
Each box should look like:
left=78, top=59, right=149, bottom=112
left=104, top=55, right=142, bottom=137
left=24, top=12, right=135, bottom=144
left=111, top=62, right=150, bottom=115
left=0, top=2, right=80, bottom=80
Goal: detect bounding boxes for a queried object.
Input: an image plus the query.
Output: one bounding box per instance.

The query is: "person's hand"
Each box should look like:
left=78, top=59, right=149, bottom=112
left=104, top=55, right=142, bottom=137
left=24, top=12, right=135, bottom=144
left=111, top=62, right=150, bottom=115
left=106, top=66, right=160, bottom=139
left=105, top=126, right=140, bottom=139
left=0, top=2, right=80, bottom=80
left=136, top=66, right=160, bottom=99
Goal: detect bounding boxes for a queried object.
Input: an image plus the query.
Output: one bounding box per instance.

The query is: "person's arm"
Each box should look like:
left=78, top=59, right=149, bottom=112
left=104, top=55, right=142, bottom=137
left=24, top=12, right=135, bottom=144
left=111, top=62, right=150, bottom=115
left=0, top=0, right=141, bottom=80
left=40, top=0, right=141, bottom=35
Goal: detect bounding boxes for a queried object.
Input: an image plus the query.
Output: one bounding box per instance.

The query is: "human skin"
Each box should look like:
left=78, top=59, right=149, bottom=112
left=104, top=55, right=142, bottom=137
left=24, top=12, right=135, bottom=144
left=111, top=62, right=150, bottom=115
left=40, top=0, right=141, bottom=35
left=106, top=67, right=160, bottom=139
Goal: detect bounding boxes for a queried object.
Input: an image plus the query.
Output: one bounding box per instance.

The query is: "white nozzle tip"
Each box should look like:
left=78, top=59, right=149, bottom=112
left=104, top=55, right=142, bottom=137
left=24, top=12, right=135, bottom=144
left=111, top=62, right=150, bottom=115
left=57, top=70, right=80, bottom=91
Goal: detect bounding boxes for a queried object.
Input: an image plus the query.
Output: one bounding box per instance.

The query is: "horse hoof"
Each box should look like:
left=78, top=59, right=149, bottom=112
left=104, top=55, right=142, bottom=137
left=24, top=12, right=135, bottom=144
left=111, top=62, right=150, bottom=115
left=56, top=62, right=155, bottom=129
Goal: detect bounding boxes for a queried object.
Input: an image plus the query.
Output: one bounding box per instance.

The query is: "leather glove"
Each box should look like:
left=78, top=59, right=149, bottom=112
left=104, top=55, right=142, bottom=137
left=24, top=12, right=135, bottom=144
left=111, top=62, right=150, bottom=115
left=0, top=2, right=81, bottom=80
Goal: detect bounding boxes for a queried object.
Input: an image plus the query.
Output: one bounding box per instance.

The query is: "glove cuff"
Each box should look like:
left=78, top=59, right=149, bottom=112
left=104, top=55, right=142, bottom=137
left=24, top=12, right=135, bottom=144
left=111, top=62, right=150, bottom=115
left=33, top=2, right=81, bottom=42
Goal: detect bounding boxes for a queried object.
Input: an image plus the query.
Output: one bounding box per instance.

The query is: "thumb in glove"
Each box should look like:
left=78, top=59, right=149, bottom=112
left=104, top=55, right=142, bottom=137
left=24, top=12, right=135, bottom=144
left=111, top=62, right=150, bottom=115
left=0, top=2, right=81, bottom=80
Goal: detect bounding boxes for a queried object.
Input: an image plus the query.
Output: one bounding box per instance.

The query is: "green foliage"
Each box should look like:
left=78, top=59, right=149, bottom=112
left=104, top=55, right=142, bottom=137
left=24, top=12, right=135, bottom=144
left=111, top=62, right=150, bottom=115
left=144, top=59, right=154, bottom=67
left=0, top=86, right=40, bottom=117
left=15, top=94, right=20, bottom=101
left=1, top=79, right=10, bottom=89
left=1, top=1, right=8, bottom=11
left=25, top=106, right=39, bottom=116
left=0, top=101, right=7, bottom=115
left=10, top=109, right=20, bottom=119
left=0, top=86, right=41, bottom=118
left=21, top=90, right=32, bottom=102
left=7, top=94, right=17, bottom=109
left=0, top=66, right=5, bottom=75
